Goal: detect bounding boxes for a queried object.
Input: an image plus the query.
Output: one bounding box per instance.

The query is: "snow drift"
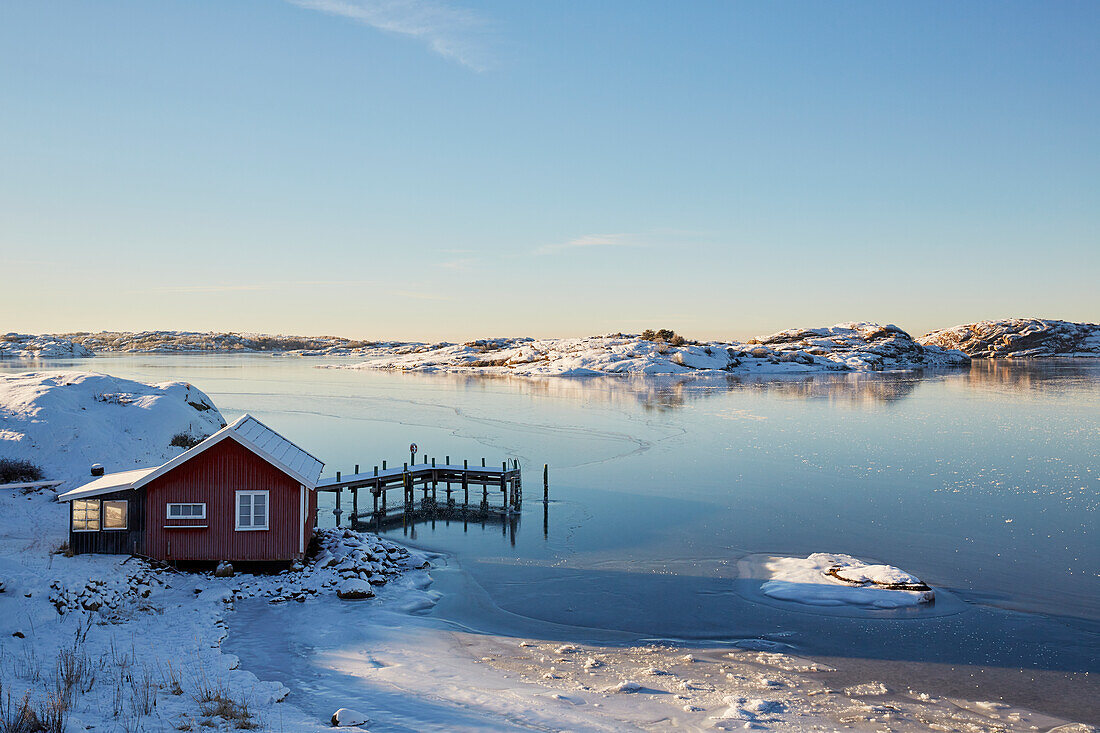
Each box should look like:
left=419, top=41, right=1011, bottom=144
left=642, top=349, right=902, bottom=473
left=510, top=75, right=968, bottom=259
left=0, top=371, right=225, bottom=487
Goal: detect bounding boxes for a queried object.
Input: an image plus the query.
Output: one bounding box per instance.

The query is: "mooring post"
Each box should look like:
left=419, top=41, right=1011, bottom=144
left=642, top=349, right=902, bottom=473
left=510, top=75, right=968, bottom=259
left=373, top=488, right=379, bottom=516
left=463, top=473, right=469, bottom=509
left=501, top=462, right=508, bottom=510
left=383, top=460, right=387, bottom=470
left=482, top=457, right=486, bottom=467
left=544, top=464, right=549, bottom=502
left=334, top=471, right=342, bottom=526
left=355, top=464, right=359, bottom=475
left=352, top=487, right=359, bottom=529
left=374, top=465, right=379, bottom=476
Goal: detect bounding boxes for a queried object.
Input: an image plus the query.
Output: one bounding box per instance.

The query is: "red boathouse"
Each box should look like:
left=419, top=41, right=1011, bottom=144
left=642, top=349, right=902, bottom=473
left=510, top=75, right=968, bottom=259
left=58, top=415, right=324, bottom=564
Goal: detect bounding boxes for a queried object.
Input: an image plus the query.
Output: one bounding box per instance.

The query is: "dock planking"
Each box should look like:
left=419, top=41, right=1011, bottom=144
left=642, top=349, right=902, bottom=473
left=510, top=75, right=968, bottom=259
left=317, top=458, right=527, bottom=530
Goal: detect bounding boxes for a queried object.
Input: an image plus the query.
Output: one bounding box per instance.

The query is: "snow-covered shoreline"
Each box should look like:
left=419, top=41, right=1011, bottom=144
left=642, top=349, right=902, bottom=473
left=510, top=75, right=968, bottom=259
left=330, top=323, right=971, bottom=377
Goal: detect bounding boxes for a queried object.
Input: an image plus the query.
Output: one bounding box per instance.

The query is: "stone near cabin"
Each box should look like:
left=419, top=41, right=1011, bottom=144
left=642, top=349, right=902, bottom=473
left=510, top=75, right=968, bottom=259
left=331, top=708, right=369, bottom=726
left=215, top=561, right=234, bottom=578
left=336, top=578, right=374, bottom=600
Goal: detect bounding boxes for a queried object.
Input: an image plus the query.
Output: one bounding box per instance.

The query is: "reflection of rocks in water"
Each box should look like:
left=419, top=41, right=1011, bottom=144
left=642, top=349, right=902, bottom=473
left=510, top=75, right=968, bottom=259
left=384, top=360, right=1099, bottom=409
left=391, top=371, right=925, bottom=409
left=952, top=358, right=1100, bottom=393
left=723, top=372, right=921, bottom=406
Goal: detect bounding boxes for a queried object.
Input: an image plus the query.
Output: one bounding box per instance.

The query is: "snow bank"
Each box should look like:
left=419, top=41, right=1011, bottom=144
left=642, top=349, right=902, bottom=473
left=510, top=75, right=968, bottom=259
left=758, top=553, right=935, bottom=609
left=0, top=371, right=225, bottom=488
left=333, top=323, right=969, bottom=377
left=0, top=333, right=93, bottom=359
left=919, top=318, right=1100, bottom=358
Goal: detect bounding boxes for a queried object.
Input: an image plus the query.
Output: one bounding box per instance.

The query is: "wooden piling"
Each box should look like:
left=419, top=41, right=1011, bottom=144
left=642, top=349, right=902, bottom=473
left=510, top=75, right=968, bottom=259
left=543, top=464, right=549, bottom=502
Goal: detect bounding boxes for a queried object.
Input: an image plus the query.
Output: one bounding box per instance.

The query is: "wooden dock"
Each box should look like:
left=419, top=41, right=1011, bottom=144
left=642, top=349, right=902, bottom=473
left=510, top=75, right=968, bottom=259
left=316, top=457, right=525, bottom=530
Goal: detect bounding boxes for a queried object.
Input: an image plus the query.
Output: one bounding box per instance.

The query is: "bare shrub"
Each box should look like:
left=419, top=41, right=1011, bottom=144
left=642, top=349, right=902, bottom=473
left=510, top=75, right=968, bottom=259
left=129, top=666, right=158, bottom=717
left=169, top=432, right=207, bottom=449
left=0, top=684, right=39, bottom=733
left=0, top=458, right=43, bottom=484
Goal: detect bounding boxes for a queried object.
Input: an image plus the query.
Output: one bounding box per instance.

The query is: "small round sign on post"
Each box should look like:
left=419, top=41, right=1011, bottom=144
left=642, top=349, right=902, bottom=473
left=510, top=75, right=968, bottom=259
left=410, top=443, right=418, bottom=464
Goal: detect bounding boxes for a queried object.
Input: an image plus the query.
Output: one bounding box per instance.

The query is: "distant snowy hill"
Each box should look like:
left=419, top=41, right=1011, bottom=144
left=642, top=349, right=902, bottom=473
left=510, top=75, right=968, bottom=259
left=0, top=333, right=93, bottom=359
left=918, top=319, right=1100, bottom=358
left=336, top=323, right=969, bottom=376
left=0, top=371, right=225, bottom=487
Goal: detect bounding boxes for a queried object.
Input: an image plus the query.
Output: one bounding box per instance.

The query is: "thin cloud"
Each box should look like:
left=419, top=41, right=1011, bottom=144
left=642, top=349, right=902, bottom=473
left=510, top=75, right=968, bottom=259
left=536, top=233, right=641, bottom=256
left=435, top=257, right=478, bottom=272
left=133, top=280, right=377, bottom=294
left=287, top=0, right=492, bottom=70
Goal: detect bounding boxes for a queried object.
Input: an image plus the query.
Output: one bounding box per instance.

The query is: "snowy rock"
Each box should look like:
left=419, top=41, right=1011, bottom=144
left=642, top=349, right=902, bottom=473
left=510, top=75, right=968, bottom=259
left=336, top=578, right=375, bottom=600
left=919, top=318, right=1100, bottom=358
left=759, top=553, right=934, bottom=608
left=0, top=333, right=93, bottom=359
left=330, top=707, right=370, bottom=726
left=215, top=561, right=235, bottom=578
left=611, top=680, right=642, bottom=693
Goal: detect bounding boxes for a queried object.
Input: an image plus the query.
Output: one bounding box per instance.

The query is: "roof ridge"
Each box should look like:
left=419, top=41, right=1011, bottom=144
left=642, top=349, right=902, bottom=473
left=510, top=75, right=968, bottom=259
left=233, top=413, right=325, bottom=468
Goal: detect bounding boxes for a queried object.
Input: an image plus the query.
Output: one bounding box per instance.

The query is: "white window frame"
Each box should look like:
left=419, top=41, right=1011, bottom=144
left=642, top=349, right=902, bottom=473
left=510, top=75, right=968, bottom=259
left=102, top=499, right=129, bottom=531
left=235, top=490, right=269, bottom=531
left=72, top=499, right=100, bottom=532
left=167, top=502, right=207, bottom=520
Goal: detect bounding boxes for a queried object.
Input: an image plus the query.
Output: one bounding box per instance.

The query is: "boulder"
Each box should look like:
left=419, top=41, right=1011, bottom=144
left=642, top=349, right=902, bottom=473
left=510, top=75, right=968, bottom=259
left=331, top=708, right=369, bottom=726
left=336, top=578, right=374, bottom=600
left=214, top=561, right=234, bottom=578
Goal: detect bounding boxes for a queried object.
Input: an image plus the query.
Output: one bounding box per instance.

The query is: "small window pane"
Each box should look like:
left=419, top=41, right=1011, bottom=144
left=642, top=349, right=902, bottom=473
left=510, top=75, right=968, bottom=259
left=103, top=500, right=127, bottom=530
left=253, top=494, right=266, bottom=527
left=238, top=494, right=251, bottom=527
left=169, top=504, right=182, bottom=517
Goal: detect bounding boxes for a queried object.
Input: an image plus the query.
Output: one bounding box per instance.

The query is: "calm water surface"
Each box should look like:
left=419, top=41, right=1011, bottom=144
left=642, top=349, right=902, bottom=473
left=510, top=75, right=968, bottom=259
left=5, top=356, right=1098, bottom=715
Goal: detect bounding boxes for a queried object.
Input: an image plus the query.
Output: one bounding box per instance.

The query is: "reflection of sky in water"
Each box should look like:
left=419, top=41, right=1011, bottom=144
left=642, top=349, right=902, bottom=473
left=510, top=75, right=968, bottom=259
left=4, top=356, right=1097, bottom=671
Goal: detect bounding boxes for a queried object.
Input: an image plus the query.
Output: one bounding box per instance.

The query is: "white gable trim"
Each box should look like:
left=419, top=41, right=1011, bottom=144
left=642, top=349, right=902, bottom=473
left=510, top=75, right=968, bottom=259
left=130, top=414, right=322, bottom=491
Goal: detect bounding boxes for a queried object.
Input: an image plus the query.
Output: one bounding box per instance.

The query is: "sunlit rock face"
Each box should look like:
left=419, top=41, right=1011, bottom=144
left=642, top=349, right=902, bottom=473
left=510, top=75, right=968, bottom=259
left=919, top=319, right=1100, bottom=358
left=750, top=322, right=970, bottom=371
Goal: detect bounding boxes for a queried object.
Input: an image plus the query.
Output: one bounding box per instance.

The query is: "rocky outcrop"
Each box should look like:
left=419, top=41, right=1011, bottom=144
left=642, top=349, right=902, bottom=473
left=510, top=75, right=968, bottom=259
left=751, top=322, right=970, bottom=371
left=338, top=323, right=969, bottom=377
left=918, top=319, right=1100, bottom=358
left=0, top=333, right=93, bottom=359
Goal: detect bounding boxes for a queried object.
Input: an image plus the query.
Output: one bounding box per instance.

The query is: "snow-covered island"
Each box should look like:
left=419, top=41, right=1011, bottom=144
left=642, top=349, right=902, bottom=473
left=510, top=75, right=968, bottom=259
left=919, top=318, right=1100, bottom=358
left=56, top=330, right=388, bottom=355
left=334, top=322, right=970, bottom=376
left=0, top=333, right=93, bottom=360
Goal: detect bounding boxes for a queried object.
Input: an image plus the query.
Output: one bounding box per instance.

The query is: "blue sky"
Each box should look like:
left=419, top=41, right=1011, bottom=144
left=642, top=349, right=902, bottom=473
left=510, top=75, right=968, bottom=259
left=2, top=0, right=1097, bottom=340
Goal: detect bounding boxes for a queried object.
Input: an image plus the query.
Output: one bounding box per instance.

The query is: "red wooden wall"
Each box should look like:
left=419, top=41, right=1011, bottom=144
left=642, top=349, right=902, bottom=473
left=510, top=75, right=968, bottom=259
left=144, top=438, right=313, bottom=562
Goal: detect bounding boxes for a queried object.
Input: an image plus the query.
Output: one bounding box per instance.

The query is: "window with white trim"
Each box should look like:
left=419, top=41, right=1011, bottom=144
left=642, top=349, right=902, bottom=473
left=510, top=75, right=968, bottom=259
left=72, top=499, right=100, bottom=531
left=235, top=490, right=268, bottom=530
left=167, top=503, right=206, bottom=520
left=103, top=500, right=128, bottom=530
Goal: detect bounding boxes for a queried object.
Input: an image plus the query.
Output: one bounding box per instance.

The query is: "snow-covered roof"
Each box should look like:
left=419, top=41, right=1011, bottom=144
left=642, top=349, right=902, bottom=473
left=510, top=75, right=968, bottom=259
left=58, top=414, right=324, bottom=501
left=56, top=468, right=159, bottom=502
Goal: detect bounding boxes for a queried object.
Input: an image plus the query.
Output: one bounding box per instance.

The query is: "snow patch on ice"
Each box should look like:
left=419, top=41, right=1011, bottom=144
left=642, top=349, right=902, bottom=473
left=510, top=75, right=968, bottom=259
left=758, top=553, right=935, bottom=609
